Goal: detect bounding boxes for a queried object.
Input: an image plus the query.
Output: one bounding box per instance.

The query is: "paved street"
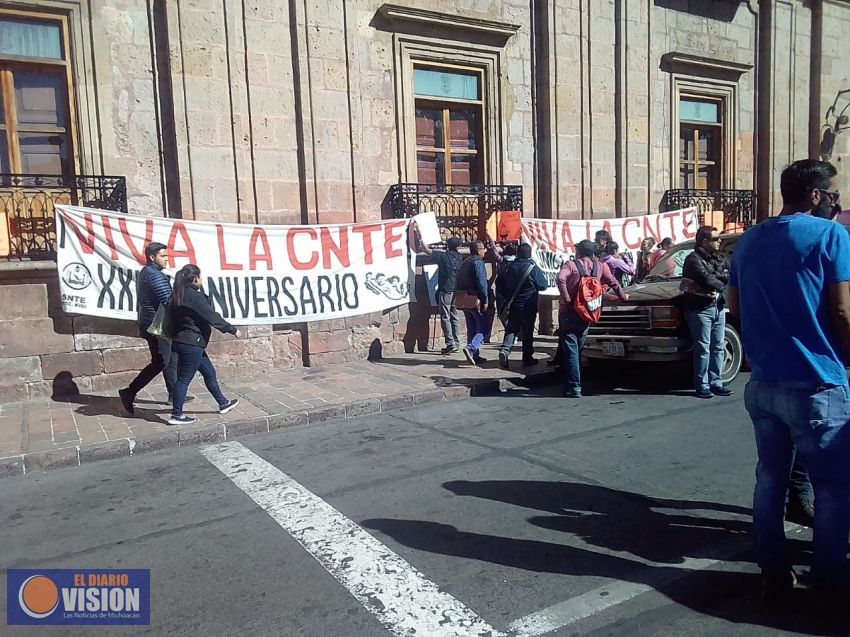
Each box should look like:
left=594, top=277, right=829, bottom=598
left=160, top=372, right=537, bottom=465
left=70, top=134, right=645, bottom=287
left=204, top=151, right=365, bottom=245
left=1, top=372, right=844, bottom=636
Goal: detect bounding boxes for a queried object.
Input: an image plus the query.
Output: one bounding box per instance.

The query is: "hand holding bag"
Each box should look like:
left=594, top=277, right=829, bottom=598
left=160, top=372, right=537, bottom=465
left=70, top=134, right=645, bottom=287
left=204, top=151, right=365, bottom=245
left=146, top=303, right=174, bottom=339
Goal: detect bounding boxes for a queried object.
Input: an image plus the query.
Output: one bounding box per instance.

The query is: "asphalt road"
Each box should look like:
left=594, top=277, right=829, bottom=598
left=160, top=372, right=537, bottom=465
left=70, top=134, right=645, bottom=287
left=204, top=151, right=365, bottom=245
left=1, top=372, right=845, bottom=637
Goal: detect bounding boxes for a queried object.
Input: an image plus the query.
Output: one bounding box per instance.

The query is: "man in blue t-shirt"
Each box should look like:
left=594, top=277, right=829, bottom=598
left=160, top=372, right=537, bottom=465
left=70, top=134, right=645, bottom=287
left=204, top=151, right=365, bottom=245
left=728, top=159, right=850, bottom=601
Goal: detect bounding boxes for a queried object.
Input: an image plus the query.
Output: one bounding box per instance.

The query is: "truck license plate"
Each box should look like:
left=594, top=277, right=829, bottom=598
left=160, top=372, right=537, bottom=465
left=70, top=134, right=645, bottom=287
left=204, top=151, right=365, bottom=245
left=602, top=342, right=625, bottom=358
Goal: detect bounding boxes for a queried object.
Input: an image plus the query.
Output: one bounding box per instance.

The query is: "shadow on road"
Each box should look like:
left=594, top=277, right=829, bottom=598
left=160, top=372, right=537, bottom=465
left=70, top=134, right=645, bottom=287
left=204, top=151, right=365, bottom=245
left=363, top=480, right=839, bottom=635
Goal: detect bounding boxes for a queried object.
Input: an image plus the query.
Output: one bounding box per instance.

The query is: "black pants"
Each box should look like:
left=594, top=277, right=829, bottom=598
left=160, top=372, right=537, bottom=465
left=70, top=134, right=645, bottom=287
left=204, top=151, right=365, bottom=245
left=127, top=332, right=178, bottom=397
left=499, top=309, right=537, bottom=361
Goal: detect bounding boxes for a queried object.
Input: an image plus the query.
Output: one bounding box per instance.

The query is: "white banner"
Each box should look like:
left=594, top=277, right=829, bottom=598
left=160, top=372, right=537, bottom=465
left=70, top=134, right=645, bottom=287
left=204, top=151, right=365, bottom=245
left=56, top=206, right=416, bottom=324
left=521, top=208, right=698, bottom=295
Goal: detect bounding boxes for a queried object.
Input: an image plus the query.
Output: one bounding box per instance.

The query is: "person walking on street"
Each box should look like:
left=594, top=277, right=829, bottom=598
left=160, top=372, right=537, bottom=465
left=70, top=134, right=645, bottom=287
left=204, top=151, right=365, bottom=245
left=168, top=264, right=241, bottom=425
left=557, top=240, right=628, bottom=397
left=727, top=158, right=850, bottom=601
left=119, top=242, right=178, bottom=415
left=418, top=233, right=463, bottom=354
left=497, top=243, right=548, bottom=369
left=682, top=226, right=731, bottom=399
left=601, top=241, right=636, bottom=287
left=458, top=241, right=492, bottom=366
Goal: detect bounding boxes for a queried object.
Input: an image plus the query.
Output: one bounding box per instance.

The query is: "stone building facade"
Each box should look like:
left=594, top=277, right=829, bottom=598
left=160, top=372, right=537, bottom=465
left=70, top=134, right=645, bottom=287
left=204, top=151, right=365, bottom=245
left=1, top=0, right=850, bottom=399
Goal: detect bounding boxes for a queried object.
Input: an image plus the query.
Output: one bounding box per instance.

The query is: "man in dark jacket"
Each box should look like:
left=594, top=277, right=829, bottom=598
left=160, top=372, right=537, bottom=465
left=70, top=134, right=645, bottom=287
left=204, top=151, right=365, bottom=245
left=458, top=241, right=491, bottom=365
left=118, top=242, right=178, bottom=414
left=497, top=243, right=548, bottom=368
left=418, top=234, right=463, bottom=354
left=681, top=226, right=731, bottom=399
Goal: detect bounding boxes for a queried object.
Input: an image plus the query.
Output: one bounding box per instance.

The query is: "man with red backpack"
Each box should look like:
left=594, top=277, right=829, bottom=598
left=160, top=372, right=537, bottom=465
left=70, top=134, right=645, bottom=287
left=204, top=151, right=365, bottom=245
left=557, top=240, right=629, bottom=397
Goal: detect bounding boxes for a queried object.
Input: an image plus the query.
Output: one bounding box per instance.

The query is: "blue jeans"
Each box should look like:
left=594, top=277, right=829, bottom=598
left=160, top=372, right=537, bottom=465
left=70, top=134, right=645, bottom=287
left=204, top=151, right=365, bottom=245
left=171, top=342, right=229, bottom=417
left=789, top=455, right=814, bottom=510
left=745, top=381, right=850, bottom=584
left=684, top=304, right=725, bottom=393
left=559, top=313, right=589, bottom=395
left=463, top=309, right=491, bottom=354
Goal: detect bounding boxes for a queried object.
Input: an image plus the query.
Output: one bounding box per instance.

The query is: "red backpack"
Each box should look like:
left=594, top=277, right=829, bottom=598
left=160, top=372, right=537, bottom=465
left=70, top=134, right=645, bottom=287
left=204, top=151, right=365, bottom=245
left=572, top=259, right=605, bottom=323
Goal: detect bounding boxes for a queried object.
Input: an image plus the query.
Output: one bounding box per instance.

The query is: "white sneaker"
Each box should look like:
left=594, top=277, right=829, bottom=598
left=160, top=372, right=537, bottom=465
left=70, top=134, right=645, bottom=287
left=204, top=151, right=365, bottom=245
left=219, top=399, right=239, bottom=415
left=167, top=415, right=196, bottom=426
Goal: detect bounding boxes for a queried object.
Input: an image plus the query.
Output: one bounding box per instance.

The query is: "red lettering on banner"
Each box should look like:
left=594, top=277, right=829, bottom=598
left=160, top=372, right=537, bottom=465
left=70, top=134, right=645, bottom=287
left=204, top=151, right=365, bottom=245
left=118, top=217, right=154, bottom=265
left=101, top=216, right=119, bottom=260
left=601, top=220, right=612, bottom=238
left=681, top=209, right=697, bottom=238
left=621, top=218, right=641, bottom=249
left=63, top=213, right=97, bottom=255
left=168, top=222, right=197, bottom=266
left=383, top=221, right=405, bottom=259
left=560, top=222, right=575, bottom=252
left=662, top=213, right=679, bottom=242
left=287, top=228, right=319, bottom=270
left=216, top=224, right=242, bottom=270
left=320, top=227, right=350, bottom=268
left=249, top=228, right=273, bottom=270
left=521, top=220, right=538, bottom=244
left=641, top=215, right=661, bottom=243
left=584, top=222, right=592, bottom=241
left=352, top=224, right=381, bottom=265
left=537, top=221, right=558, bottom=252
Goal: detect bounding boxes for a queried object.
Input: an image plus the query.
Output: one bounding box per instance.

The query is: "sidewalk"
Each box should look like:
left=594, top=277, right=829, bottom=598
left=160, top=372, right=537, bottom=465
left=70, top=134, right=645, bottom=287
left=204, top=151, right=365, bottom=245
left=0, top=338, right=559, bottom=478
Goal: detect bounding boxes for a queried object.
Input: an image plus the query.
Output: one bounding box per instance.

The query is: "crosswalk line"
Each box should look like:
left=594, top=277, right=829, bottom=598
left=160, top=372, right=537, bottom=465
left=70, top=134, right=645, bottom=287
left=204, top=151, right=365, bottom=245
left=202, top=441, right=504, bottom=637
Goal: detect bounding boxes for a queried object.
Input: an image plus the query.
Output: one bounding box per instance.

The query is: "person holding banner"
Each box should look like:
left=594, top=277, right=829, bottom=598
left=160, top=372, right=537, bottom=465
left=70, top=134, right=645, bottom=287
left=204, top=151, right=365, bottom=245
left=417, top=233, right=464, bottom=354
left=635, top=238, right=656, bottom=282
left=167, top=265, right=241, bottom=426
left=119, top=242, right=177, bottom=415
left=649, top=237, right=674, bottom=269
left=601, top=242, right=636, bottom=288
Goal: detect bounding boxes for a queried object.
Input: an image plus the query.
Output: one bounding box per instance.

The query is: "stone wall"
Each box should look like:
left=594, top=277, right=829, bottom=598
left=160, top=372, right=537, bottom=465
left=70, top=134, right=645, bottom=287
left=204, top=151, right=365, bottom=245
left=543, top=0, right=759, bottom=220
left=818, top=1, right=850, bottom=197
left=0, top=267, right=303, bottom=402
left=0, top=264, right=460, bottom=401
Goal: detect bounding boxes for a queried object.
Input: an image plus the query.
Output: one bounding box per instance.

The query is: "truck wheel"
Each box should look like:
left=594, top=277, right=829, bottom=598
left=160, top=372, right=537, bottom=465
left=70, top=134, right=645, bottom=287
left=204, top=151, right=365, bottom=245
left=721, top=323, right=744, bottom=384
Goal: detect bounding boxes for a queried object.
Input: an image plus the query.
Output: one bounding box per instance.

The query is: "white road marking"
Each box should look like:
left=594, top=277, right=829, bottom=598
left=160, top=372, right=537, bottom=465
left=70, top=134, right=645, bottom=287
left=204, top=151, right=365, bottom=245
left=509, top=521, right=808, bottom=637
left=202, top=441, right=504, bottom=637
left=508, top=555, right=721, bottom=637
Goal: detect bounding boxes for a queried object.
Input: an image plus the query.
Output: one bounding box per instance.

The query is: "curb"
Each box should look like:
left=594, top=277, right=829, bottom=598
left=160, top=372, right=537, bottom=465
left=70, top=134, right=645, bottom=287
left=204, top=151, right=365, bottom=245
left=0, top=372, right=557, bottom=479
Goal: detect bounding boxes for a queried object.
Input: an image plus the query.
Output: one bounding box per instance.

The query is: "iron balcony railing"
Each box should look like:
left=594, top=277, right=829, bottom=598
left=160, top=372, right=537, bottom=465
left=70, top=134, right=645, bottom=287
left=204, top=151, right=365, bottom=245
left=0, top=174, right=128, bottom=260
left=660, top=189, right=756, bottom=230
left=389, top=183, right=523, bottom=244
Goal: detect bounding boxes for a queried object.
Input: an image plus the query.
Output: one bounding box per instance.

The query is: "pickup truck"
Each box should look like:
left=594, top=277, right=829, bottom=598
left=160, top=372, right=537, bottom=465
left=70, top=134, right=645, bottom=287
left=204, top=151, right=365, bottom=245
left=583, top=233, right=744, bottom=385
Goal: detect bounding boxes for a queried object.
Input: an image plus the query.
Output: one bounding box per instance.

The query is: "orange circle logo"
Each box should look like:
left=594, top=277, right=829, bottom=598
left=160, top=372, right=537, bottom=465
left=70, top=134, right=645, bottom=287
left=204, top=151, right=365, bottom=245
left=18, top=575, right=59, bottom=619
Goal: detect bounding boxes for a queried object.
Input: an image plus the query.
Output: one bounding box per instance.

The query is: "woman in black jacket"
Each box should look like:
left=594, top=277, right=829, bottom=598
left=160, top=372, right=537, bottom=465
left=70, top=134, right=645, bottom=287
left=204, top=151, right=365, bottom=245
left=168, top=264, right=241, bottom=425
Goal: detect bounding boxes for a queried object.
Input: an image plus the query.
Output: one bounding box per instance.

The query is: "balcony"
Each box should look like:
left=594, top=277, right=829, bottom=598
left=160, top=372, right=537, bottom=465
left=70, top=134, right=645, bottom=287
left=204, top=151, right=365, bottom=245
left=389, top=183, right=523, bottom=244
left=0, top=174, right=127, bottom=261
left=660, top=189, right=756, bottom=231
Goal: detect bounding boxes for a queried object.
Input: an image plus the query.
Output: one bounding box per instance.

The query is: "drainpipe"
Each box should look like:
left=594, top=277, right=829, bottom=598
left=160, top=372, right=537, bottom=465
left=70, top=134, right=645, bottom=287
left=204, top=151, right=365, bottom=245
left=809, top=0, right=824, bottom=160
left=756, top=0, right=773, bottom=222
